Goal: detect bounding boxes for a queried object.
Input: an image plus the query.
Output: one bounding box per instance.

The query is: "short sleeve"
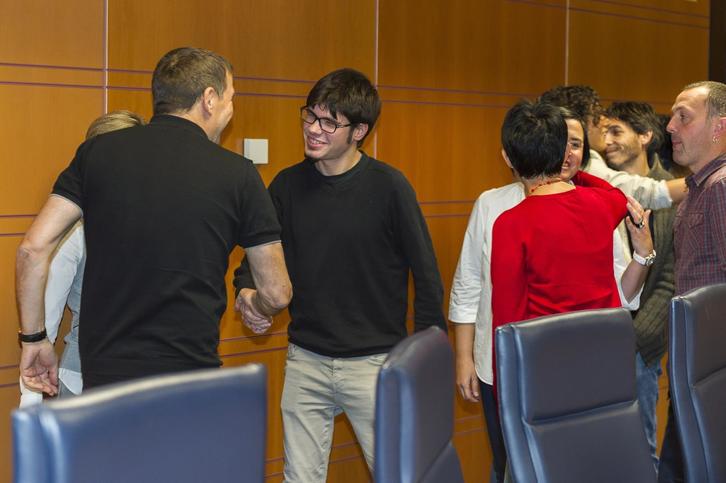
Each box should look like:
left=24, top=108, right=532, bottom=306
left=52, top=142, right=88, bottom=210
left=236, top=161, right=281, bottom=249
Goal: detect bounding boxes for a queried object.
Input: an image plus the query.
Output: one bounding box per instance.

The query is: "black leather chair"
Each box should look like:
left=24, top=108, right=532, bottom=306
left=495, top=308, right=656, bottom=483
left=374, top=326, right=464, bottom=483
left=669, top=283, right=726, bottom=482
left=12, top=364, right=267, bottom=483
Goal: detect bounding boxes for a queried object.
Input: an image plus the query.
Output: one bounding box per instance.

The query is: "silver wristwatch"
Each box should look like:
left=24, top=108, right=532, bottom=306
left=633, top=250, right=657, bottom=266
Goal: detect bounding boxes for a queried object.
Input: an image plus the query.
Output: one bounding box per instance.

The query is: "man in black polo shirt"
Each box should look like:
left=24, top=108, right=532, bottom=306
left=17, top=47, right=291, bottom=393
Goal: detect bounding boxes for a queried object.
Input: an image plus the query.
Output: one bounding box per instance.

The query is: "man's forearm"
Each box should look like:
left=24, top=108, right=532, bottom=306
left=245, top=241, right=292, bottom=316
left=251, top=289, right=287, bottom=317
left=666, top=178, right=687, bottom=204
left=16, top=245, right=51, bottom=334
left=15, top=195, right=82, bottom=334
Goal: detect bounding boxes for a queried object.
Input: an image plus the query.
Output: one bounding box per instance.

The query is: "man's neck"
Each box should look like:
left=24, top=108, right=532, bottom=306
left=314, top=148, right=362, bottom=176
left=622, top=152, right=649, bottom=177
left=171, top=110, right=217, bottom=142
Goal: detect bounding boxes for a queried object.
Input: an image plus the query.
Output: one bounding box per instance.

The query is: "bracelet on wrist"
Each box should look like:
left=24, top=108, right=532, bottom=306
left=18, top=329, right=47, bottom=344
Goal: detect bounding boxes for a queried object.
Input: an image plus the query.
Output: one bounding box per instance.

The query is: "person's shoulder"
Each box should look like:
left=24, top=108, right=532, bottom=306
left=492, top=195, right=528, bottom=228
left=268, top=159, right=308, bottom=190
left=477, top=182, right=523, bottom=204
left=706, top=163, right=726, bottom=186
left=271, top=160, right=308, bottom=181
left=365, top=156, right=408, bottom=182
left=471, top=182, right=523, bottom=220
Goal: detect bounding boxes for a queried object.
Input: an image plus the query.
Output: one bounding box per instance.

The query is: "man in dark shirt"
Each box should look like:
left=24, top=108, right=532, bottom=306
left=659, top=81, right=726, bottom=483
left=234, top=68, right=446, bottom=482
left=17, top=47, right=291, bottom=393
left=603, top=101, right=675, bottom=469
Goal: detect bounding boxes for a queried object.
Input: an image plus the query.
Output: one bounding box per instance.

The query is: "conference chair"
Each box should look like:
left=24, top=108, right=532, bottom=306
left=495, top=308, right=656, bottom=483
left=12, top=364, right=267, bottom=483
left=374, top=326, right=464, bottom=483
left=669, top=283, right=726, bottom=482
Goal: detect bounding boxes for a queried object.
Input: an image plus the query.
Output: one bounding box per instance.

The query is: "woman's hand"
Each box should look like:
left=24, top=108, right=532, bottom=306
left=625, top=195, right=654, bottom=257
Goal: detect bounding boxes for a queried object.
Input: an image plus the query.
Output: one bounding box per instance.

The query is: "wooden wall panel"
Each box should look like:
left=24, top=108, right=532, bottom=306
left=454, top=423, right=490, bottom=482
left=0, top=238, right=24, bottom=374
left=107, top=0, right=375, bottom=80
left=568, top=0, right=709, bottom=105
left=0, top=85, right=104, bottom=215
left=378, top=0, right=567, bottom=95
left=376, top=101, right=513, bottom=202
left=0, top=0, right=104, bottom=67
left=0, top=388, right=18, bottom=481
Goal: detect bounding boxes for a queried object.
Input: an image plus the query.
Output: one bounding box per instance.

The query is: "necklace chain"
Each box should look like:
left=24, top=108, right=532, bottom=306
left=528, top=178, right=562, bottom=194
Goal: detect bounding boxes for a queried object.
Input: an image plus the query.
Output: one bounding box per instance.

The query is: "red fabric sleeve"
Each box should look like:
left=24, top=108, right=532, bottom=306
left=573, top=171, right=627, bottom=229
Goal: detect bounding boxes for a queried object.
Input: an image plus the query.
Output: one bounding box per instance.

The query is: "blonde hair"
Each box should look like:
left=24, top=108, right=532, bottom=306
left=85, top=110, right=145, bottom=140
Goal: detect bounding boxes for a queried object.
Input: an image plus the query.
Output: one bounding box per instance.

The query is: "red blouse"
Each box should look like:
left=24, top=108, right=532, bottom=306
left=491, top=171, right=627, bottom=367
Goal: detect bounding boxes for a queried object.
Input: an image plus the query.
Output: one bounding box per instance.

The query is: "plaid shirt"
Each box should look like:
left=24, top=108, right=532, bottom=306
left=674, top=155, right=726, bottom=295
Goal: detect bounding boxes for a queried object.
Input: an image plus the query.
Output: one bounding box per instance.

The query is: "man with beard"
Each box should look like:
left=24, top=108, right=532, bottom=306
left=604, top=101, right=675, bottom=469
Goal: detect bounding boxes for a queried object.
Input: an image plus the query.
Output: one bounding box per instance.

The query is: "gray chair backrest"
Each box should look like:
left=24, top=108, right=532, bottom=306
left=12, top=364, right=267, bottom=483
left=374, top=327, right=464, bottom=483
left=670, top=283, right=726, bottom=482
left=495, top=308, right=656, bottom=483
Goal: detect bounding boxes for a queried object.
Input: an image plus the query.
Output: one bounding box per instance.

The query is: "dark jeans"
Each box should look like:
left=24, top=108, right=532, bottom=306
left=480, top=380, right=507, bottom=483
left=658, top=396, right=685, bottom=483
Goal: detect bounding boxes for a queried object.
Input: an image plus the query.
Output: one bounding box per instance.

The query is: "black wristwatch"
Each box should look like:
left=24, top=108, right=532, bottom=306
left=18, top=329, right=48, bottom=344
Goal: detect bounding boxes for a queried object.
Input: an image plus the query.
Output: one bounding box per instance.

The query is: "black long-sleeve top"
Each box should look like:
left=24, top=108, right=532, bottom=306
left=234, top=152, right=446, bottom=357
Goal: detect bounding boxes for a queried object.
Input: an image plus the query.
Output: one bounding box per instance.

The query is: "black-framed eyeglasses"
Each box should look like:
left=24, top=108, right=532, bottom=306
left=300, top=106, right=352, bottom=134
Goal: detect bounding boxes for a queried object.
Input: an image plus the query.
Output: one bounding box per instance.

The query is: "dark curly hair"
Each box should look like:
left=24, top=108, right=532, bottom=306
left=539, top=85, right=603, bottom=127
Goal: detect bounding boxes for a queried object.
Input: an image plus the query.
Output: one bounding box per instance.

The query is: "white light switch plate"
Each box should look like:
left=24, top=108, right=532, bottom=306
left=243, top=138, right=268, bottom=164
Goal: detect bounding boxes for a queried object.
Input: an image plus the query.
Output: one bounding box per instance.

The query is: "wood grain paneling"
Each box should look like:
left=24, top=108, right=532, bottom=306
left=0, top=84, right=104, bottom=215
left=0, top=0, right=104, bottom=68
left=107, top=0, right=375, bottom=80
left=0, top=238, right=23, bottom=370
left=454, top=423, right=490, bottom=482
left=0, top=388, right=19, bottom=482
left=426, top=213, right=472, bottom=307
left=568, top=1, right=709, bottom=104
left=376, top=101, right=514, bottom=202
left=572, top=0, right=708, bottom=24
left=378, top=0, right=567, bottom=94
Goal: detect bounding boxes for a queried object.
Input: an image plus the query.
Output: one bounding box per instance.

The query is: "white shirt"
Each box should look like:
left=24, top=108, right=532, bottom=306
left=585, top=150, right=672, bottom=209
left=19, top=223, right=85, bottom=407
left=448, top=182, right=640, bottom=385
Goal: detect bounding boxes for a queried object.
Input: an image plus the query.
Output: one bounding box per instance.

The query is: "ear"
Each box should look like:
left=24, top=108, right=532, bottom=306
left=714, top=117, right=726, bottom=136
left=200, top=86, right=218, bottom=116
left=351, top=123, right=369, bottom=143
left=501, top=149, right=514, bottom=169
left=639, top=130, right=653, bottom=148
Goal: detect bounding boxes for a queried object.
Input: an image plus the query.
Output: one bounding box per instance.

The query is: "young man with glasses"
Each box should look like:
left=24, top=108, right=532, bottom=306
left=234, top=68, right=446, bottom=483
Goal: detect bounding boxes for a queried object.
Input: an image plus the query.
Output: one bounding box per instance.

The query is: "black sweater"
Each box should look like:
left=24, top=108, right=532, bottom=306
left=234, top=153, right=446, bottom=356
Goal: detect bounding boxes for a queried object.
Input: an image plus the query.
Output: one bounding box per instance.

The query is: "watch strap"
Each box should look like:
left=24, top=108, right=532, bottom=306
left=18, top=329, right=48, bottom=343
left=632, top=249, right=657, bottom=266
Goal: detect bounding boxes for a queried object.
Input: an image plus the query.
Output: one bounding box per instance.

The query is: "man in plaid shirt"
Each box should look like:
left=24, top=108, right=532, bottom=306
left=658, top=81, right=726, bottom=483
